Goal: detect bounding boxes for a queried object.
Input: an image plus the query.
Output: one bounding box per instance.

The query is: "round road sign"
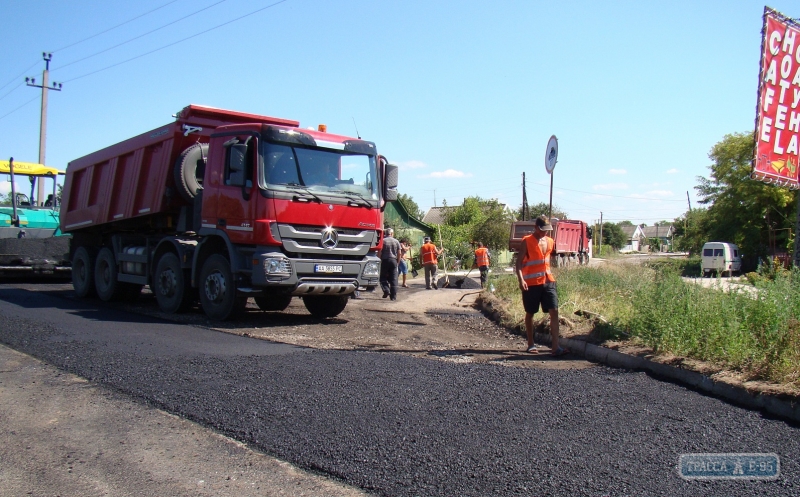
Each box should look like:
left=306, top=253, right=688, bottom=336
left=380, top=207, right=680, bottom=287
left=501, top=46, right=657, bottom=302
left=545, top=135, right=558, bottom=174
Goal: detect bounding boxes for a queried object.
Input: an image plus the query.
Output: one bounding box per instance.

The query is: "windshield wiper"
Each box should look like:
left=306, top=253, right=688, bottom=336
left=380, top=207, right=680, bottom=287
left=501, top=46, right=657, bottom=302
left=332, top=190, right=373, bottom=208
left=285, top=184, right=323, bottom=203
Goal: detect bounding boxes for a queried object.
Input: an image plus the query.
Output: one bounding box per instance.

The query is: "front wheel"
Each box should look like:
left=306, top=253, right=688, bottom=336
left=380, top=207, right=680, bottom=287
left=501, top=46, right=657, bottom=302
left=154, top=252, right=194, bottom=313
left=303, top=295, right=348, bottom=319
left=198, top=254, right=247, bottom=321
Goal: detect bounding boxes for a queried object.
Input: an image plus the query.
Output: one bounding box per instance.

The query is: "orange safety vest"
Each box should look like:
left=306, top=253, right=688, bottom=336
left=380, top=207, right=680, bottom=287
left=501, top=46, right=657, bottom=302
left=421, top=242, right=438, bottom=265
left=521, top=235, right=555, bottom=285
left=475, top=247, right=489, bottom=267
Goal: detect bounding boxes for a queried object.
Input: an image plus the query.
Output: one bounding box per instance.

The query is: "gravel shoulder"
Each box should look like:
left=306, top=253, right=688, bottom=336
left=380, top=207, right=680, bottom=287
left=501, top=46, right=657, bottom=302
left=0, top=344, right=368, bottom=497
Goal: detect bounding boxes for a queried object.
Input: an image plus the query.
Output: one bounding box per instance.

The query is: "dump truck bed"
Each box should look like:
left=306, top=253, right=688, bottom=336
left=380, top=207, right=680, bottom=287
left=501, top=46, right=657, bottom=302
left=60, top=105, right=298, bottom=234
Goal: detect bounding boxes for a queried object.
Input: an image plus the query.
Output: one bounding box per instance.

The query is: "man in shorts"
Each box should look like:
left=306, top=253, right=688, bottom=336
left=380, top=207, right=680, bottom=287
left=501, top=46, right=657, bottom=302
left=515, top=215, right=568, bottom=356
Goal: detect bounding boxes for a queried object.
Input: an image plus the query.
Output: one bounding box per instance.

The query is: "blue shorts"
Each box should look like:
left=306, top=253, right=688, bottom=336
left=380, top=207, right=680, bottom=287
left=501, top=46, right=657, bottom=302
left=398, top=260, right=408, bottom=275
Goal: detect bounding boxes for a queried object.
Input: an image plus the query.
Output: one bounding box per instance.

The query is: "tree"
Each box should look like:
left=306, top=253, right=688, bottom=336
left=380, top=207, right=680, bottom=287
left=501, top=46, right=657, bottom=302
left=515, top=202, right=568, bottom=221
left=0, top=192, right=8, bottom=206
left=617, top=220, right=634, bottom=227
left=440, top=196, right=514, bottom=265
left=398, top=193, right=423, bottom=220
left=673, top=208, right=711, bottom=254
left=695, top=132, right=796, bottom=265
left=601, top=222, right=626, bottom=249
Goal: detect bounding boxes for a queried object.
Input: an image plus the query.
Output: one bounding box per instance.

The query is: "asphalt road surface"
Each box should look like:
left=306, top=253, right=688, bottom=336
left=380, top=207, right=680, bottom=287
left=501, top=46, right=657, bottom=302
left=0, top=284, right=798, bottom=496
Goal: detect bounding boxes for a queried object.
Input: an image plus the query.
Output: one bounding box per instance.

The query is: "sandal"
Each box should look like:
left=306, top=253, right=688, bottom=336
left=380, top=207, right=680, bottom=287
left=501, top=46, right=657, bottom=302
left=526, top=345, right=540, bottom=354
left=551, top=347, right=570, bottom=357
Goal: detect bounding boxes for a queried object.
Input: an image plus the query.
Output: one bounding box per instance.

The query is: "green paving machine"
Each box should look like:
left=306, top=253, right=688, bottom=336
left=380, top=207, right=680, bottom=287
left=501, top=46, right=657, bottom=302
left=0, top=158, right=70, bottom=277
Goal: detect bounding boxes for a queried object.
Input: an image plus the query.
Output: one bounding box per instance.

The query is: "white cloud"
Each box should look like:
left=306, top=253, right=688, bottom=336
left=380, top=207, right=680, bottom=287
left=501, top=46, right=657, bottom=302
left=398, top=160, right=427, bottom=170
left=608, top=168, right=627, bottom=175
left=645, top=190, right=674, bottom=198
left=666, top=168, right=678, bottom=174
left=592, top=183, right=628, bottom=191
left=419, top=169, right=473, bottom=179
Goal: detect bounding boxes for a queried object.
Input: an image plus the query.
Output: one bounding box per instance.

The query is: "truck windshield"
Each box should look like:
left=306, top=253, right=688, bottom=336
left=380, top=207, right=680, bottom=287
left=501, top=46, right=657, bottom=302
left=261, top=143, right=378, bottom=201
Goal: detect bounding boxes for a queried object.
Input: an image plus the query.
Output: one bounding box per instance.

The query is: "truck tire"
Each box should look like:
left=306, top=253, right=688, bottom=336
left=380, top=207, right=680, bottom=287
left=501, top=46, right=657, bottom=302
left=303, top=295, right=348, bottom=319
left=199, top=254, right=247, bottom=320
left=174, top=143, right=208, bottom=202
left=254, top=294, right=292, bottom=312
left=72, top=246, right=96, bottom=298
left=154, top=252, right=193, bottom=313
left=94, top=247, right=126, bottom=302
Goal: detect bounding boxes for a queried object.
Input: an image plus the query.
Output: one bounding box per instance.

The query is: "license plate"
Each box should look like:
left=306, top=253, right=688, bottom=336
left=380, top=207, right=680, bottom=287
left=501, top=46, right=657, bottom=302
left=315, top=264, right=343, bottom=273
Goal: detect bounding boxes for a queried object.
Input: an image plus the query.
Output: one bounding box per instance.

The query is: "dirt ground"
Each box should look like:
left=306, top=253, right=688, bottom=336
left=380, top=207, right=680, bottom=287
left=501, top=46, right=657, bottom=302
left=114, top=270, right=593, bottom=371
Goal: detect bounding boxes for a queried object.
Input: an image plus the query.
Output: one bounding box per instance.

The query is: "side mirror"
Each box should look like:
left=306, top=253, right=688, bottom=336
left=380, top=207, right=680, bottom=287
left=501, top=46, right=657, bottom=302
left=384, top=162, right=398, bottom=201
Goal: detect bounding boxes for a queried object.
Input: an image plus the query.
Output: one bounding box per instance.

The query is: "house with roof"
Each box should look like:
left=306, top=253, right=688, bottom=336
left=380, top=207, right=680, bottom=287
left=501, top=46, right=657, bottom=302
left=384, top=200, right=434, bottom=248
left=640, top=223, right=674, bottom=252
left=620, top=224, right=645, bottom=252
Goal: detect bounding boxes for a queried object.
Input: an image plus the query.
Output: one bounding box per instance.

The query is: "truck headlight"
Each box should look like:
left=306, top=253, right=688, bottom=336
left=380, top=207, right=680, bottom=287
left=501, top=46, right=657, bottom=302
left=362, top=260, right=380, bottom=278
left=264, top=257, right=291, bottom=277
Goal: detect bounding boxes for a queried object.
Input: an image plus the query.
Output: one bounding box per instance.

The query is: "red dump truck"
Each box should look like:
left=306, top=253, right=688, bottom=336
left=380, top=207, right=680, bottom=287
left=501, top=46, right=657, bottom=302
left=509, top=218, right=591, bottom=266
left=61, top=104, right=398, bottom=320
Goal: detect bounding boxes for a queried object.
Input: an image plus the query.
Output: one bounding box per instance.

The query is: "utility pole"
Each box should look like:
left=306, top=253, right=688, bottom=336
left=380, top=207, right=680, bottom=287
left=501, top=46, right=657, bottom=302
left=25, top=52, right=62, bottom=206
left=599, top=212, right=603, bottom=257
left=522, top=172, right=528, bottom=221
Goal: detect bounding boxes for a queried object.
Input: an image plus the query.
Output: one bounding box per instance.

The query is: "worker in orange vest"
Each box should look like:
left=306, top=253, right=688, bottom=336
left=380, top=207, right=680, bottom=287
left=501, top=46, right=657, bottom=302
left=473, top=241, right=491, bottom=288
left=515, top=215, right=568, bottom=357
left=420, top=236, right=444, bottom=290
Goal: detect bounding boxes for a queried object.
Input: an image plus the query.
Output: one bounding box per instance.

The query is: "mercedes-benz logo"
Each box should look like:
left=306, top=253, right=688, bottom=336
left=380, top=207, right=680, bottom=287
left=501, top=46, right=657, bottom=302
left=320, top=227, right=338, bottom=249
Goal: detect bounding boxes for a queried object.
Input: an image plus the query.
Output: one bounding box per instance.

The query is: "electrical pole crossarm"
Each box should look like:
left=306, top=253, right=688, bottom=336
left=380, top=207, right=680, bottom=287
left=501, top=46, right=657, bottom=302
left=25, top=52, right=63, bottom=206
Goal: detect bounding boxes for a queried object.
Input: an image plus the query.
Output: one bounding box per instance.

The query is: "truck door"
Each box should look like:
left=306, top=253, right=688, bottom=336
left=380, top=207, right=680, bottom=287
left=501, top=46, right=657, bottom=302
left=207, top=133, right=259, bottom=245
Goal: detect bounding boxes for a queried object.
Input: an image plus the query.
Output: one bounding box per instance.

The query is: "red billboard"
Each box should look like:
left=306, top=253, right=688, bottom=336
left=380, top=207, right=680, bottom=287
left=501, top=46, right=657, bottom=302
left=753, top=7, right=800, bottom=189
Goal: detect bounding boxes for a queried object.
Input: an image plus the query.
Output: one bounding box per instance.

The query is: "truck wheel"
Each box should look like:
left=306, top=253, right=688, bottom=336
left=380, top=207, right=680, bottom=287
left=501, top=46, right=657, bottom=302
left=199, top=254, right=247, bottom=320
left=72, top=246, right=96, bottom=298
left=254, top=294, right=292, bottom=312
left=154, top=252, right=193, bottom=313
left=94, top=247, right=124, bottom=301
left=174, top=143, right=208, bottom=202
left=303, top=295, right=348, bottom=319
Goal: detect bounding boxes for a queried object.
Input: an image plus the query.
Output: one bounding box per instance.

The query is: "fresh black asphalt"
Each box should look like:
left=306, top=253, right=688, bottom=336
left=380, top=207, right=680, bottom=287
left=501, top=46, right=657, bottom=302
left=0, top=286, right=797, bottom=496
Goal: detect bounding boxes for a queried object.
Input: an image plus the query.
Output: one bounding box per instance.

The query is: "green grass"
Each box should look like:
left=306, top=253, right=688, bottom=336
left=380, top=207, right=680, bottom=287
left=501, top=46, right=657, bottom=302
left=490, top=264, right=800, bottom=386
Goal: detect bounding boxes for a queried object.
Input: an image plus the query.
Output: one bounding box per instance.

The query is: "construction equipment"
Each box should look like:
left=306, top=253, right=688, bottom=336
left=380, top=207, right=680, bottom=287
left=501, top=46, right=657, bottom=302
left=0, top=158, right=70, bottom=277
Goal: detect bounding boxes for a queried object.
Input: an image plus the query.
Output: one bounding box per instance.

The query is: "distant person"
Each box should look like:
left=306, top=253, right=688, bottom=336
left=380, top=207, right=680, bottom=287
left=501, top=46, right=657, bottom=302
left=379, top=228, right=401, bottom=301
left=44, top=194, right=54, bottom=207
left=474, top=241, right=491, bottom=288
left=420, top=236, right=444, bottom=290
left=516, top=215, right=568, bottom=356
left=398, top=238, right=411, bottom=288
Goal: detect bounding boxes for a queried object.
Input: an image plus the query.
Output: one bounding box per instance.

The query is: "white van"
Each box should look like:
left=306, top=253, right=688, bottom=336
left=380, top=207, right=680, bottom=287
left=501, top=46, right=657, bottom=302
left=701, top=242, right=742, bottom=277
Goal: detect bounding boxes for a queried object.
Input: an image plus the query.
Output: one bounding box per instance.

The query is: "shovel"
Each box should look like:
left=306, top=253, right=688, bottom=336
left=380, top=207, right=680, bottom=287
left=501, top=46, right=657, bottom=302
left=454, top=266, right=476, bottom=288
left=437, top=224, right=450, bottom=288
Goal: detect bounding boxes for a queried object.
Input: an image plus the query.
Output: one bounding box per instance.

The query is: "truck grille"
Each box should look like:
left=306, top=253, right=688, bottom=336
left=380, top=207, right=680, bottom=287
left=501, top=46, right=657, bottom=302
left=277, top=223, right=376, bottom=257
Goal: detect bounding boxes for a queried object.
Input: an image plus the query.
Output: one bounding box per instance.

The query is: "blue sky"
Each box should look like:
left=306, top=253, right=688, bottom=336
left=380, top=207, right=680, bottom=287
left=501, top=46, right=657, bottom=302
left=1, top=0, right=797, bottom=225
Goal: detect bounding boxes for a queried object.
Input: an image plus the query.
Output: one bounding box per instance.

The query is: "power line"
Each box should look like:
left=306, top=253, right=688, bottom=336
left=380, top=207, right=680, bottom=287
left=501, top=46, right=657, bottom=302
left=0, top=82, right=24, bottom=103
left=0, top=95, right=40, bottom=122
left=0, top=60, right=41, bottom=94
left=51, top=0, right=181, bottom=53
left=62, top=0, right=289, bottom=83
left=55, top=0, right=227, bottom=71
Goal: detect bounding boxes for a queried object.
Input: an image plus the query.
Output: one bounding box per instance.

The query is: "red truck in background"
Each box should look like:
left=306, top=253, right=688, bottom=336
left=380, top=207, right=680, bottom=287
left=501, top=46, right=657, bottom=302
left=61, top=104, right=398, bottom=320
left=508, top=219, right=591, bottom=266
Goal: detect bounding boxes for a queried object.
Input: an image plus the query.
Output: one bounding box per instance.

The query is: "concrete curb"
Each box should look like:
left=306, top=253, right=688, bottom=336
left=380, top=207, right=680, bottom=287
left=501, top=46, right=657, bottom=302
left=477, top=297, right=799, bottom=424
